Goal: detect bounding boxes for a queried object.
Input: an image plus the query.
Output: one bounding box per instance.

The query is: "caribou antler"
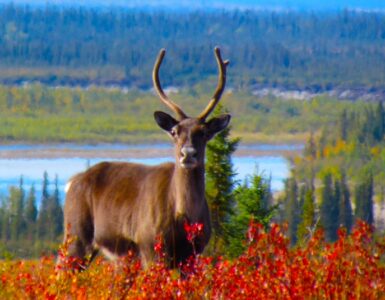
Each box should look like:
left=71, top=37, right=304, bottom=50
left=198, top=47, right=229, bottom=121
left=153, top=49, right=187, bottom=120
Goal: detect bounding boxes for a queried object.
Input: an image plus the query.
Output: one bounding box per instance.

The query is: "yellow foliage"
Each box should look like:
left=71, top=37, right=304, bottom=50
left=370, top=146, right=381, bottom=157
left=318, top=165, right=341, bottom=180
left=322, top=140, right=355, bottom=158
left=334, top=139, right=346, bottom=155
left=323, top=146, right=331, bottom=158
left=293, top=155, right=303, bottom=166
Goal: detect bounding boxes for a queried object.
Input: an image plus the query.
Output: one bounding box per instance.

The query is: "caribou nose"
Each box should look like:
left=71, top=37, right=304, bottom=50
left=181, top=146, right=197, bottom=158
left=180, top=146, right=198, bottom=169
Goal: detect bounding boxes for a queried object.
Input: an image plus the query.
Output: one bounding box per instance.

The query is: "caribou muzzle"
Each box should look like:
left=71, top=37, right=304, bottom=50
left=180, top=146, right=198, bottom=169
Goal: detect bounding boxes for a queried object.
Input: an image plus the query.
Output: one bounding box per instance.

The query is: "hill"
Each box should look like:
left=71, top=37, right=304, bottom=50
left=0, top=6, right=383, bottom=92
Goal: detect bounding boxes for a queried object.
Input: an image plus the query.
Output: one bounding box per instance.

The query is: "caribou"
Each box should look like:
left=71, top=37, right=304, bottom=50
left=60, top=47, right=230, bottom=269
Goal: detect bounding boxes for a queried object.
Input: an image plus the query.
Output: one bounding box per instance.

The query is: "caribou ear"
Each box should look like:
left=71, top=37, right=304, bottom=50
left=154, top=111, right=178, bottom=133
left=205, top=114, right=231, bottom=140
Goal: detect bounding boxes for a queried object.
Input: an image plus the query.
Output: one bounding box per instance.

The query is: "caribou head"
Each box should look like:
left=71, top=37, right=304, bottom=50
left=153, top=47, right=231, bottom=170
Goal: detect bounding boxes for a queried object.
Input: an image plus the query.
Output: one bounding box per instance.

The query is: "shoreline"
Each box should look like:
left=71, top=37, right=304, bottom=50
left=0, top=143, right=303, bottom=159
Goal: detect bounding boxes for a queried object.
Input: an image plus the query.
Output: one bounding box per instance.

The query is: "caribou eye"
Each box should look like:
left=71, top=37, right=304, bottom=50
left=170, top=128, right=178, bottom=137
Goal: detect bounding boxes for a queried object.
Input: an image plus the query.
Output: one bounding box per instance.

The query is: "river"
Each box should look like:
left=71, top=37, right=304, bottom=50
left=0, top=143, right=302, bottom=203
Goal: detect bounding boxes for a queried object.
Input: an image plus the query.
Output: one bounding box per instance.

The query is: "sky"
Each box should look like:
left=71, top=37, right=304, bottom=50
left=1, top=0, right=385, bottom=11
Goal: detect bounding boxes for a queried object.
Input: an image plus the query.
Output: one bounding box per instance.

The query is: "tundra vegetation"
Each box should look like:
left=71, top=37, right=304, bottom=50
left=0, top=221, right=384, bottom=299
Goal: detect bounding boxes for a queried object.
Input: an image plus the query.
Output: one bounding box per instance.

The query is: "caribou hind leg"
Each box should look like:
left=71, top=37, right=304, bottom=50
left=58, top=182, right=96, bottom=271
left=60, top=238, right=95, bottom=271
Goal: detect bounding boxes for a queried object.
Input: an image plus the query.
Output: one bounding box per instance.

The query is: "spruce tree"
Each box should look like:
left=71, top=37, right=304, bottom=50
left=355, top=169, right=374, bottom=225
left=361, top=107, right=376, bottom=144
left=284, top=177, right=300, bottom=245
left=317, top=128, right=328, bottom=158
left=48, top=174, right=63, bottom=239
left=24, top=184, right=37, bottom=241
left=8, top=176, right=25, bottom=241
left=18, top=176, right=26, bottom=238
left=297, top=187, right=316, bottom=243
left=226, top=173, right=275, bottom=257
left=298, top=184, right=306, bottom=216
left=339, top=109, right=349, bottom=141
left=338, top=172, right=353, bottom=233
left=205, top=104, right=239, bottom=254
left=320, top=172, right=339, bottom=242
left=0, top=198, right=7, bottom=241
left=374, top=101, right=384, bottom=142
left=304, top=132, right=317, bottom=160
left=37, top=171, right=50, bottom=239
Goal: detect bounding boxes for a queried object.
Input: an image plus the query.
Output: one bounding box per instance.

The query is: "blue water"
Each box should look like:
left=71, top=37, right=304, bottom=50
left=0, top=144, right=292, bottom=205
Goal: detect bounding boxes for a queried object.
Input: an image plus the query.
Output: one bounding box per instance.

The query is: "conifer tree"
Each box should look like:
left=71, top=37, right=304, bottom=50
left=298, top=184, right=306, bottom=215
left=374, top=101, right=384, bottom=142
left=47, top=174, right=63, bottom=239
left=8, top=176, right=25, bottom=241
left=349, top=111, right=360, bottom=142
left=361, top=107, right=376, bottom=144
left=24, top=184, right=37, bottom=241
left=0, top=199, right=8, bottom=241
left=37, top=171, right=50, bottom=239
left=320, top=172, right=339, bottom=242
left=205, top=104, right=239, bottom=254
left=297, top=187, right=316, bottom=243
left=339, top=109, right=349, bottom=141
left=304, top=132, right=317, bottom=160
left=284, top=177, right=300, bottom=245
left=355, top=169, right=374, bottom=225
left=317, top=128, right=328, bottom=158
left=226, top=173, right=275, bottom=257
left=338, top=172, right=353, bottom=233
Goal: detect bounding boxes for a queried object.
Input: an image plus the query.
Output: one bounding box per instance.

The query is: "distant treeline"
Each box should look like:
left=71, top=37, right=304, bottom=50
left=0, top=5, right=383, bottom=89
left=0, top=172, right=63, bottom=258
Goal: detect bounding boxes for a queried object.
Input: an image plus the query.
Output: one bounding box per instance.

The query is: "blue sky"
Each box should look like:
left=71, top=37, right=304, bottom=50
left=1, top=0, right=385, bottom=10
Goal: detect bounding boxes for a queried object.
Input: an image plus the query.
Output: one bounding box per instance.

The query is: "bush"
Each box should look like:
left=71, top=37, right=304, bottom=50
left=0, top=221, right=384, bottom=299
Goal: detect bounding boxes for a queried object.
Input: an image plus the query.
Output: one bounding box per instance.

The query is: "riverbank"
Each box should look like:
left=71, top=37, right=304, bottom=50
left=0, top=143, right=303, bottom=159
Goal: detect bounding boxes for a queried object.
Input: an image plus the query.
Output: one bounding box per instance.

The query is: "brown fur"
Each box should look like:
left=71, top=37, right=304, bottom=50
left=62, top=153, right=211, bottom=268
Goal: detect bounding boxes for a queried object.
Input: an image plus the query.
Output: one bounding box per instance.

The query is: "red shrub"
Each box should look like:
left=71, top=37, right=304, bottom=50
left=1, top=221, right=384, bottom=299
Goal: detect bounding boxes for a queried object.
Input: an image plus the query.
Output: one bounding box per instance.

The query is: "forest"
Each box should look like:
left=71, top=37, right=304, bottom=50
left=0, top=5, right=382, bottom=91
left=280, top=102, right=385, bottom=244
left=0, top=172, right=62, bottom=258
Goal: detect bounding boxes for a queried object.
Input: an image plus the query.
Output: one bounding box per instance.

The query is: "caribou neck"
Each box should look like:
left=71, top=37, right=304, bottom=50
left=171, top=163, right=206, bottom=222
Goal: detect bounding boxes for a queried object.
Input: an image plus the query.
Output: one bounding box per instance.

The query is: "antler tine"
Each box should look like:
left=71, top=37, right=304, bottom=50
left=153, top=49, right=187, bottom=120
left=198, top=47, right=229, bottom=121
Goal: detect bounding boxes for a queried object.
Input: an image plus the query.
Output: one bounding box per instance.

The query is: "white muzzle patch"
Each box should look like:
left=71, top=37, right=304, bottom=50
left=180, top=146, right=198, bottom=169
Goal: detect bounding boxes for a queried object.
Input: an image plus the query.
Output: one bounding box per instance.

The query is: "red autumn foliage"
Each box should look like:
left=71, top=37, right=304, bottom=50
left=184, top=221, right=204, bottom=244
left=0, top=220, right=384, bottom=299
